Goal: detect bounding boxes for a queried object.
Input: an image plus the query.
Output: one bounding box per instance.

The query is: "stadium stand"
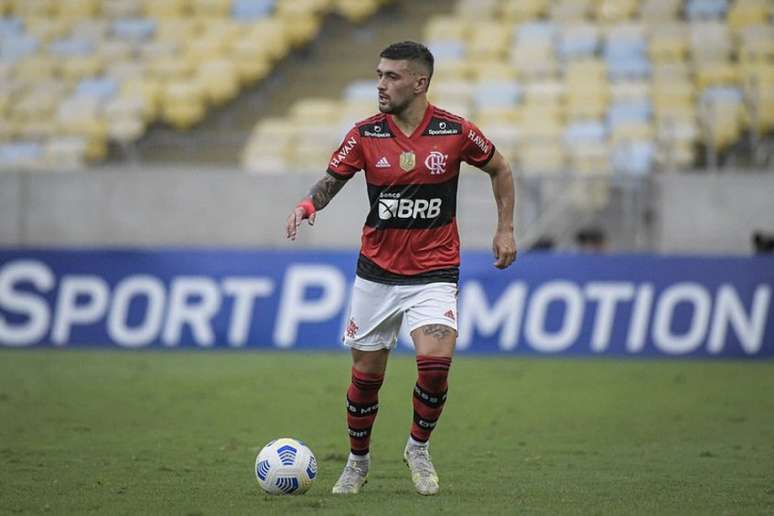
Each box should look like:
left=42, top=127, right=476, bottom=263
left=0, top=0, right=392, bottom=171
left=241, top=0, right=773, bottom=176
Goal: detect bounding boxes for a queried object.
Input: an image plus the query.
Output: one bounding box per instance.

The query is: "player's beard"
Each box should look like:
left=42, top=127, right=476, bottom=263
left=378, top=95, right=409, bottom=115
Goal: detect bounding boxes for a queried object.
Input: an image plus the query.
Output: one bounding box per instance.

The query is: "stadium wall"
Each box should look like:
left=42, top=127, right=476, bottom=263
left=0, top=168, right=772, bottom=252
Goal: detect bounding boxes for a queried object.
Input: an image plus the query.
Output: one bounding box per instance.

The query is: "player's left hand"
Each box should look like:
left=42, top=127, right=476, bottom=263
left=492, top=230, right=517, bottom=269
left=286, top=207, right=316, bottom=241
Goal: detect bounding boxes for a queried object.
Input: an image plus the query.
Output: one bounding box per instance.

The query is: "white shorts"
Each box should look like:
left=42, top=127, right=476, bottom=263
left=343, top=276, right=458, bottom=351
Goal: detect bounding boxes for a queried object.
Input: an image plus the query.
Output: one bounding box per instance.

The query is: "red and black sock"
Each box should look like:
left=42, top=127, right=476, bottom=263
left=410, top=355, right=452, bottom=443
left=346, top=367, right=384, bottom=456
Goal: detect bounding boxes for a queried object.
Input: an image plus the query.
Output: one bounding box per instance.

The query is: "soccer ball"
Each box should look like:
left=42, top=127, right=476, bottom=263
left=254, top=438, right=317, bottom=495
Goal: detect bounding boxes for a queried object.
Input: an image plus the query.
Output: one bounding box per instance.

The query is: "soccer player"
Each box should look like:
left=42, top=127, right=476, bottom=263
left=286, top=41, right=517, bottom=495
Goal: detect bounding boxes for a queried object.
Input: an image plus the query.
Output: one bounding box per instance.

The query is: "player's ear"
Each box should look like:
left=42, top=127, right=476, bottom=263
left=415, top=74, right=429, bottom=94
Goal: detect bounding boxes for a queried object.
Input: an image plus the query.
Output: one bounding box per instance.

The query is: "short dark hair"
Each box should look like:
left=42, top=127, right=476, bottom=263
left=379, top=41, right=434, bottom=82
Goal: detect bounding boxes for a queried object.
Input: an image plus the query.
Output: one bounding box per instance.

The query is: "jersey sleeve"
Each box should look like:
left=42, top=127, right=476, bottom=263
left=460, top=120, right=496, bottom=168
left=327, top=126, right=365, bottom=179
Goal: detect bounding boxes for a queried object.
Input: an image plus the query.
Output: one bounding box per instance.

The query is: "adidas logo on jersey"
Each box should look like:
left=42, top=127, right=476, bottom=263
left=375, top=157, right=391, bottom=168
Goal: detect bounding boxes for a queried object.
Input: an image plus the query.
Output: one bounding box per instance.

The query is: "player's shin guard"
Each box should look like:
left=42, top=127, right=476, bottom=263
left=347, top=367, right=384, bottom=456
left=410, top=355, right=452, bottom=443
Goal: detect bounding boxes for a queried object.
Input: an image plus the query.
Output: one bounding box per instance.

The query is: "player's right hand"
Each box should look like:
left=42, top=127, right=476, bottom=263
left=286, top=207, right=316, bottom=241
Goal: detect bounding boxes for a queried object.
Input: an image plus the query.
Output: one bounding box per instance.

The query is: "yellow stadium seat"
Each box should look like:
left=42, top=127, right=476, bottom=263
left=186, top=35, right=226, bottom=62
left=611, top=121, right=654, bottom=144
left=336, top=0, right=381, bottom=22
left=499, top=0, right=549, bottom=21
left=596, top=0, right=637, bottom=23
left=698, top=104, right=743, bottom=149
left=99, top=40, right=135, bottom=64
left=197, top=59, right=240, bottom=105
left=432, top=58, right=475, bottom=82
left=424, top=16, right=469, bottom=42
left=519, top=142, right=567, bottom=174
left=568, top=142, right=612, bottom=174
left=428, top=80, right=473, bottom=105
left=290, top=98, right=340, bottom=123
left=510, top=48, right=559, bottom=79
left=649, top=24, right=689, bottom=62
left=550, top=0, right=591, bottom=22
left=524, top=80, right=565, bottom=105
left=611, top=80, right=650, bottom=103
left=24, top=17, right=71, bottom=44
left=695, top=63, right=739, bottom=89
left=57, top=0, right=100, bottom=19
left=122, top=78, right=161, bottom=120
left=520, top=117, right=564, bottom=142
left=8, top=0, right=56, bottom=16
left=243, top=21, right=291, bottom=61
left=143, top=0, right=188, bottom=18
left=565, top=59, right=607, bottom=83
left=289, top=15, right=325, bottom=47
left=162, top=103, right=206, bottom=130
left=148, top=57, right=193, bottom=81
left=565, top=97, right=608, bottom=119
left=13, top=55, right=58, bottom=82
left=155, top=19, right=201, bottom=44
left=455, top=0, right=498, bottom=19
left=467, top=21, right=510, bottom=60
left=60, top=55, right=104, bottom=82
left=690, top=22, right=732, bottom=63
left=191, top=0, right=231, bottom=18
left=475, top=108, right=522, bottom=128
left=469, top=60, right=518, bottom=82
left=57, top=104, right=108, bottom=161
left=43, top=136, right=87, bottom=170
left=728, top=1, right=769, bottom=33
left=102, top=0, right=143, bottom=18
left=639, top=0, right=681, bottom=22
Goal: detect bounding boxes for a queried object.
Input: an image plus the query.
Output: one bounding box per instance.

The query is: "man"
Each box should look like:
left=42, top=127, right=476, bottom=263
left=286, top=41, right=517, bottom=495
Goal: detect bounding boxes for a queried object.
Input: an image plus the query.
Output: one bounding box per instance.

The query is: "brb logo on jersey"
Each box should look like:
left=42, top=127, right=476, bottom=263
left=378, top=194, right=442, bottom=220
left=424, top=151, right=448, bottom=175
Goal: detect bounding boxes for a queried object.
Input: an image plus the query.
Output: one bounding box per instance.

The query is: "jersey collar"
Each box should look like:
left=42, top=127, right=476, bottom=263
left=386, top=103, right=434, bottom=140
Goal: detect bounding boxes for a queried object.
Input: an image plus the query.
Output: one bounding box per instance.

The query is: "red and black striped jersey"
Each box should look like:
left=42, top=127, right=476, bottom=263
left=327, top=104, right=495, bottom=285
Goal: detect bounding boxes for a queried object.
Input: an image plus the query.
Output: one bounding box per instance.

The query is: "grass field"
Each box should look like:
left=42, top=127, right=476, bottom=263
left=1, top=350, right=773, bottom=516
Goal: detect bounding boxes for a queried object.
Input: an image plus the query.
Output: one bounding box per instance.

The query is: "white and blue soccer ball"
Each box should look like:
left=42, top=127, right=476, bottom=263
left=255, top=438, right=317, bottom=495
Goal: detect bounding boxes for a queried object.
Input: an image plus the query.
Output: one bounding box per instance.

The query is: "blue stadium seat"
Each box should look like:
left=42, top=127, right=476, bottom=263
left=428, top=40, right=466, bottom=60
left=111, top=18, right=157, bottom=43
left=558, top=24, right=599, bottom=60
left=232, top=0, right=276, bottom=21
left=0, top=141, right=43, bottom=166
left=0, top=16, right=24, bottom=38
left=608, top=101, right=651, bottom=127
left=685, top=0, right=729, bottom=20
left=48, top=37, right=95, bottom=57
left=76, top=77, right=119, bottom=102
left=612, top=140, right=655, bottom=175
left=0, top=33, right=39, bottom=64
left=608, top=57, right=651, bottom=81
left=564, top=120, right=607, bottom=144
left=344, top=80, right=377, bottom=101
left=473, top=81, right=522, bottom=109
left=515, top=21, right=557, bottom=47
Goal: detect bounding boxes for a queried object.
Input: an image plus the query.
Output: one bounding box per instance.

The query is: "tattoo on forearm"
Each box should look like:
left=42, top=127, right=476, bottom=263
left=422, top=324, right=452, bottom=341
left=308, top=175, right=347, bottom=210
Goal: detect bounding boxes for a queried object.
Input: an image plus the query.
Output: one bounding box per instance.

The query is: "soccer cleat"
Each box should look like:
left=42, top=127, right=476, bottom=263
left=331, top=458, right=369, bottom=494
left=403, top=443, right=439, bottom=495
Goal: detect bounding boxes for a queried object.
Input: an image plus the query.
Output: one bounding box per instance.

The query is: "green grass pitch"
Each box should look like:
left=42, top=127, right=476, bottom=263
left=1, top=350, right=773, bottom=515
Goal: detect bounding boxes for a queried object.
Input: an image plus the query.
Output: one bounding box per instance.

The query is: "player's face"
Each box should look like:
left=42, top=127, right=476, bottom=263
left=376, top=58, right=427, bottom=114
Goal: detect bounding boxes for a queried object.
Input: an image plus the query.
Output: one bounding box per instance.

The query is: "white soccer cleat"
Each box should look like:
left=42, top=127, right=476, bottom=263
left=331, top=458, right=369, bottom=494
left=403, top=443, right=439, bottom=495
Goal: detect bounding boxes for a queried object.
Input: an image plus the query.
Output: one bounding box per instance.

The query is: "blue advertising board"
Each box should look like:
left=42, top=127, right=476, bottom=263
left=0, top=249, right=772, bottom=357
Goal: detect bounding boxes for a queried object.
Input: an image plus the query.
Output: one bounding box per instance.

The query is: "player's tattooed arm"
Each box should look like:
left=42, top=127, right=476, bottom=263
left=308, top=174, right=349, bottom=211
left=287, top=173, right=350, bottom=240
